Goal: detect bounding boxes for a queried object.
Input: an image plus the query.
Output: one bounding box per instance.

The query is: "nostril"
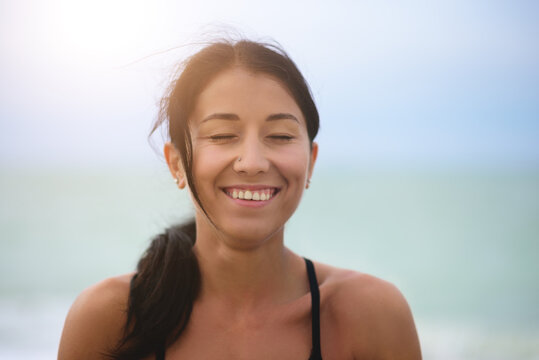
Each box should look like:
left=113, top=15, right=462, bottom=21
left=232, top=154, right=270, bottom=175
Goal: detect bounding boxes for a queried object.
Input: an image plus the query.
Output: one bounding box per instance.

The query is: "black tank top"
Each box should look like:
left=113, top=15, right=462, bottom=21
left=155, top=258, right=322, bottom=360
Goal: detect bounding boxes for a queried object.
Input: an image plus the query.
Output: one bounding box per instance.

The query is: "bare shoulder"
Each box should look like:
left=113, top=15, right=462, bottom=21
left=58, top=273, right=133, bottom=360
left=314, top=262, right=422, bottom=359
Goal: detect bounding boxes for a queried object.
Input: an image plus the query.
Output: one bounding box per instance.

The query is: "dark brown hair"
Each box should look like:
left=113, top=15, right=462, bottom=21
left=108, top=39, right=319, bottom=359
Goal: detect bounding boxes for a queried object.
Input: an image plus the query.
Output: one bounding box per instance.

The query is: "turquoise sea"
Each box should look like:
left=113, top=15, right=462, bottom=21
left=1, top=167, right=538, bottom=359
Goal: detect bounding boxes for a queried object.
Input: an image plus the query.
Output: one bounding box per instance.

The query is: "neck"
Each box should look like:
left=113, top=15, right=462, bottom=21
left=193, top=220, right=304, bottom=312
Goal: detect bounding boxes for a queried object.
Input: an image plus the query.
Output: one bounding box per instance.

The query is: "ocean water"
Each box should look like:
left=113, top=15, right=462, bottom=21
left=1, top=166, right=538, bottom=359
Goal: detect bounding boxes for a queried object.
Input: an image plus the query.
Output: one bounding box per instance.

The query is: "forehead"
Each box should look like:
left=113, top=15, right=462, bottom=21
left=192, top=67, right=305, bottom=125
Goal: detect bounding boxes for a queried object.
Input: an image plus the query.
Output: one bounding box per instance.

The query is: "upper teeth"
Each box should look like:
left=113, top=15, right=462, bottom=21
left=229, top=189, right=274, bottom=201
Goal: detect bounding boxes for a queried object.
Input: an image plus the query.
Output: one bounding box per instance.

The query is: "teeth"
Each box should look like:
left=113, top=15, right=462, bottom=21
left=226, top=188, right=275, bottom=201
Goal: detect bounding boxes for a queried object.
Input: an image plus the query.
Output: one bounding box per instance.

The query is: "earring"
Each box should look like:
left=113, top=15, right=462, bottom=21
left=174, top=178, right=179, bottom=184
left=306, top=179, right=311, bottom=189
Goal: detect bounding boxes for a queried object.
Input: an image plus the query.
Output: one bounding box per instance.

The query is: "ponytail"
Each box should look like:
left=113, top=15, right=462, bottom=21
left=107, top=220, right=200, bottom=359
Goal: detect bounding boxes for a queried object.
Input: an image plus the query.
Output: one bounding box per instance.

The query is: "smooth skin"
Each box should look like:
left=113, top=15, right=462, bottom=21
left=58, top=68, right=422, bottom=360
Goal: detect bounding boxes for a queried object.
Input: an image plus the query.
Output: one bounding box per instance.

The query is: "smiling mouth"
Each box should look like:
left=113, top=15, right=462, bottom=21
left=222, top=187, right=280, bottom=201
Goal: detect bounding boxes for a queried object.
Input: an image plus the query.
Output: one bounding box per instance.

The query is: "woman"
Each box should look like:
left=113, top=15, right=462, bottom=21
left=58, top=39, right=421, bottom=360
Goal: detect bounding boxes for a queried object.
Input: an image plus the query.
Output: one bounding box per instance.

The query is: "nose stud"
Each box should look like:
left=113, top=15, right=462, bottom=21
left=237, top=156, right=242, bottom=162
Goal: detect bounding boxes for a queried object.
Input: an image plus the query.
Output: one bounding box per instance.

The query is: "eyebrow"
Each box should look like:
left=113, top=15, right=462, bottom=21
left=201, top=113, right=240, bottom=123
left=266, top=113, right=299, bottom=123
left=201, top=112, right=299, bottom=123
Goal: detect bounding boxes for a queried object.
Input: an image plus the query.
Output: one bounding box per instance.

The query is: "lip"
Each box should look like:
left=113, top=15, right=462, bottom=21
left=222, top=184, right=281, bottom=191
left=220, top=185, right=281, bottom=208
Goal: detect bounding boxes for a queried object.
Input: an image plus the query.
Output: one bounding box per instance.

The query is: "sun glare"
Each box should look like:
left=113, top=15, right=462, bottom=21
left=50, top=0, right=159, bottom=65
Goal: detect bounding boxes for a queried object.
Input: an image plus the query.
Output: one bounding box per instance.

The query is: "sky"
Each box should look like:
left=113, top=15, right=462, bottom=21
left=1, top=0, right=538, bottom=170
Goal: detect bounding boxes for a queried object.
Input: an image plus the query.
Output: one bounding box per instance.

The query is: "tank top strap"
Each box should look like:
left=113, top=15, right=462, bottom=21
left=155, top=344, right=165, bottom=360
left=304, top=258, right=323, bottom=360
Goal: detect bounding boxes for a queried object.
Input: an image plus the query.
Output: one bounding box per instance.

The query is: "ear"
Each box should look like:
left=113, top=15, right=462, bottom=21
left=307, top=141, right=318, bottom=184
left=164, top=142, right=186, bottom=189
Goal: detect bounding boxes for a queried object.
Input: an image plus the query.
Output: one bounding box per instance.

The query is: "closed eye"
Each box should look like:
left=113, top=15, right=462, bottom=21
left=268, top=135, right=295, bottom=141
left=208, top=134, right=237, bottom=143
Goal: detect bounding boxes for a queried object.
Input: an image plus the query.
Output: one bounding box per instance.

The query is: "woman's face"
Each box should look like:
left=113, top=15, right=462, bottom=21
left=171, top=67, right=317, bottom=249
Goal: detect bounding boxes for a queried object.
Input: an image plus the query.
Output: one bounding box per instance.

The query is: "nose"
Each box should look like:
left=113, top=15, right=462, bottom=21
left=233, top=136, right=270, bottom=176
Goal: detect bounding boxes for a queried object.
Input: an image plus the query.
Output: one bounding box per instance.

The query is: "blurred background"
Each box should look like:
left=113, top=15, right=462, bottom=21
left=1, top=0, right=538, bottom=358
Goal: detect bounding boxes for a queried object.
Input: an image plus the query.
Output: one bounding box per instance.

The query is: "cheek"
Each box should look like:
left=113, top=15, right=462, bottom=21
left=192, top=147, right=229, bottom=186
left=275, top=147, right=311, bottom=181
